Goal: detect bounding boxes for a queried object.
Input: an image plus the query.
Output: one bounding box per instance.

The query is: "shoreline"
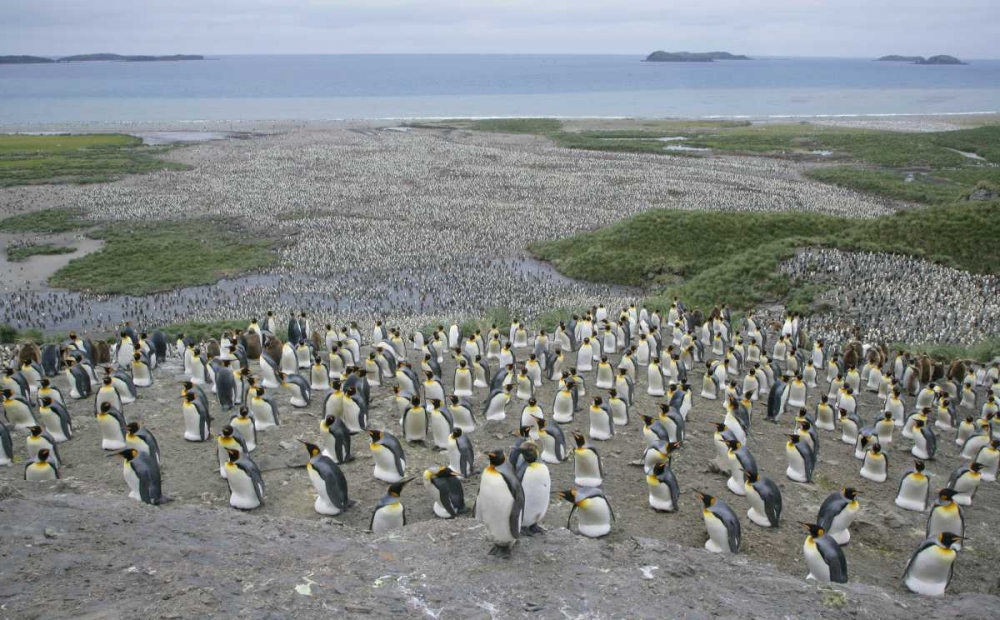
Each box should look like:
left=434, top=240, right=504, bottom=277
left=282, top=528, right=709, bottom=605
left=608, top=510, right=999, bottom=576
left=1, top=111, right=996, bottom=135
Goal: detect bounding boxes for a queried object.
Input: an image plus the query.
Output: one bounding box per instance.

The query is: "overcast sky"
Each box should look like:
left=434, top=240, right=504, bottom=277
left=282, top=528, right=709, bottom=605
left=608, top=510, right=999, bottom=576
left=4, top=0, right=999, bottom=58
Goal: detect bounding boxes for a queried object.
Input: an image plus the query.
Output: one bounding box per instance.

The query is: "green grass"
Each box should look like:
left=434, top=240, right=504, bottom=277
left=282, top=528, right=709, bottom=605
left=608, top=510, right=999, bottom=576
left=0, top=208, right=89, bottom=233
left=0, top=133, right=189, bottom=187
left=7, top=242, right=76, bottom=262
left=531, top=201, right=1000, bottom=317
left=895, top=339, right=1000, bottom=363
left=444, top=118, right=1000, bottom=205
left=158, top=319, right=250, bottom=342
left=48, top=219, right=278, bottom=295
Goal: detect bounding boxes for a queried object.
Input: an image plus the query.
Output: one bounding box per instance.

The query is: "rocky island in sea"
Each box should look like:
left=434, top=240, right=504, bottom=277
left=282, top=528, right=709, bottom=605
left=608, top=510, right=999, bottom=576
left=0, top=53, right=204, bottom=64
left=876, top=54, right=967, bottom=65
left=644, top=50, right=750, bottom=62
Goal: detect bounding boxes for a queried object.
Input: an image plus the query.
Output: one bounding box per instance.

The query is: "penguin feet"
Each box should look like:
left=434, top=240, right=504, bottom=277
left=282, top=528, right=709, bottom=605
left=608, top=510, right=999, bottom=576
left=522, top=524, right=545, bottom=536
left=488, top=544, right=513, bottom=558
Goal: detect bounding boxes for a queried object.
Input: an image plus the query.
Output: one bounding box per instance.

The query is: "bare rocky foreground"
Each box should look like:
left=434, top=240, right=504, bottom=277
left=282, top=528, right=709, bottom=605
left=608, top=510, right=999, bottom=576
left=2, top=492, right=998, bottom=620
left=1, top=348, right=999, bottom=619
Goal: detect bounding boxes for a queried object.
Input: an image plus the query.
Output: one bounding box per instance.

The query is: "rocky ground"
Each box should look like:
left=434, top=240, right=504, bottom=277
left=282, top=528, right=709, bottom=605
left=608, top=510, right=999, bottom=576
left=2, top=340, right=999, bottom=619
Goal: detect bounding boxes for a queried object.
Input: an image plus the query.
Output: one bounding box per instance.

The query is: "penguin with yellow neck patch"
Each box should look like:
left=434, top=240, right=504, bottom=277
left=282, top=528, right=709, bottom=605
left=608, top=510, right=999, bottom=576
left=25, top=448, right=59, bottom=481
left=26, top=426, right=61, bottom=468
left=559, top=486, right=614, bottom=538
left=802, top=522, right=848, bottom=583
left=696, top=491, right=741, bottom=554
left=223, top=448, right=264, bottom=510
left=302, top=441, right=352, bottom=516
left=476, top=450, right=524, bottom=557
left=368, top=429, right=406, bottom=483
left=817, top=488, right=860, bottom=545
left=896, top=460, right=930, bottom=512
left=110, top=448, right=166, bottom=505
left=38, top=397, right=72, bottom=443
left=903, top=532, right=961, bottom=596
left=370, top=477, right=414, bottom=533
left=422, top=465, right=466, bottom=519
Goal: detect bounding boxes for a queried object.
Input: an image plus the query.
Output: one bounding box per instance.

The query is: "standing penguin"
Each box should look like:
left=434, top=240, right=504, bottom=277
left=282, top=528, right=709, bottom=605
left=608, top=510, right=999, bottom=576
left=903, top=532, right=962, bottom=596
left=230, top=407, right=257, bottom=452
left=696, top=491, right=741, bottom=554
left=26, top=426, right=61, bottom=468
left=946, top=462, right=983, bottom=507
left=896, top=461, right=931, bottom=512
left=216, top=425, right=248, bottom=477
left=927, top=488, right=964, bottom=549
left=817, top=488, right=860, bottom=545
left=25, top=449, right=59, bottom=481
left=744, top=471, right=782, bottom=528
left=223, top=448, right=264, bottom=510
left=534, top=418, right=568, bottom=464
left=38, top=397, right=72, bottom=443
left=370, top=478, right=413, bottom=533
left=560, top=486, right=614, bottom=538
left=447, top=427, right=475, bottom=478
left=95, top=402, right=127, bottom=451
left=111, top=448, right=166, bottom=505
left=802, top=523, right=848, bottom=584
left=249, top=387, right=280, bottom=431
left=302, top=441, right=352, bottom=516
left=860, top=442, right=888, bottom=483
left=320, top=414, right=353, bottom=464
left=571, top=431, right=604, bottom=487
left=646, top=461, right=680, bottom=513
left=422, top=465, right=466, bottom=519
left=3, top=389, right=37, bottom=430
left=785, top=434, right=815, bottom=483
left=476, top=450, right=524, bottom=556
left=278, top=371, right=311, bottom=408
left=181, top=391, right=211, bottom=442
left=0, top=423, right=13, bottom=466
left=368, top=429, right=406, bottom=483
left=214, top=360, right=237, bottom=410
left=516, top=442, right=550, bottom=535
left=130, top=352, right=153, bottom=388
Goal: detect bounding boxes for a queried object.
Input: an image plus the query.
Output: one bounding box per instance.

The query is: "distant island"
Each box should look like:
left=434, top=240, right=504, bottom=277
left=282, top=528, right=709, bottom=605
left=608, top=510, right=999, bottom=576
left=876, top=54, right=967, bottom=65
left=645, top=51, right=751, bottom=63
left=0, top=53, right=203, bottom=64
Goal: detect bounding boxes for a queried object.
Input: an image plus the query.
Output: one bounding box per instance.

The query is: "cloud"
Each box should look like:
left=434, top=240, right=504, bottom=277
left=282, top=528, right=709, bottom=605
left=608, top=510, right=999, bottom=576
left=1, top=0, right=998, bottom=57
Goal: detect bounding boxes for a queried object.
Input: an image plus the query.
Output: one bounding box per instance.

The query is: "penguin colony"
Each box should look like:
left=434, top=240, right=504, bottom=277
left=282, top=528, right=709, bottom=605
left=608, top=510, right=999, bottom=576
left=1, top=126, right=898, bottom=337
left=779, top=249, right=1000, bottom=346
left=4, top=307, right=997, bottom=597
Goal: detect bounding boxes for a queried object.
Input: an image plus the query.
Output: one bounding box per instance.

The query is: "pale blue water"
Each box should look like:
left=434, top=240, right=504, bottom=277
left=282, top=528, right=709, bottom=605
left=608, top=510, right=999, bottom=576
left=1, top=55, right=998, bottom=124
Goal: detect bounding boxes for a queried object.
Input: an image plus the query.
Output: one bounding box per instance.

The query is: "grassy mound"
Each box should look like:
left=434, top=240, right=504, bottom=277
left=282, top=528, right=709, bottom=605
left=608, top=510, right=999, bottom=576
left=0, top=133, right=188, bottom=186
left=7, top=242, right=76, bottom=262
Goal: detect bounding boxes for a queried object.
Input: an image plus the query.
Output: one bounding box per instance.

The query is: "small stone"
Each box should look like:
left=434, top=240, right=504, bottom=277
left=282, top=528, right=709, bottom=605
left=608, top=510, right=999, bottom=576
left=43, top=527, right=60, bottom=538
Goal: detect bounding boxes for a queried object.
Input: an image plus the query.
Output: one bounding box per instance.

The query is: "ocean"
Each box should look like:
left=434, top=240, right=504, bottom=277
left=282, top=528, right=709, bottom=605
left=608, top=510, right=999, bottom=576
left=1, top=54, right=999, bottom=124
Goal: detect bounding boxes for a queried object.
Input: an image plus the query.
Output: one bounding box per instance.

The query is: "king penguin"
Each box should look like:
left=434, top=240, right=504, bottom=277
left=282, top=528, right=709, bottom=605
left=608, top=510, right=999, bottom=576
left=946, top=462, right=983, bottom=507
left=368, top=429, right=407, bottom=483
left=95, top=402, right=127, bottom=451
left=560, top=486, right=614, bottom=538
left=817, top=488, right=860, bottom=545
left=802, top=522, right=848, bottom=583
left=181, top=391, right=211, bottom=442
left=571, top=431, right=604, bottom=487
left=744, top=470, right=782, bottom=528
left=516, top=442, right=550, bottom=535
left=903, top=532, right=962, bottom=596
left=38, top=397, right=72, bottom=443
left=447, top=427, right=475, bottom=478
left=25, top=448, right=59, bottom=481
left=646, top=461, right=680, bottom=513
left=476, top=450, right=524, bottom=556
left=422, top=465, right=466, bottom=519
left=896, top=460, right=931, bottom=512
left=26, top=426, right=61, bottom=468
left=230, top=407, right=257, bottom=452
left=111, top=448, right=166, bottom=505
left=223, top=448, right=264, bottom=510
left=302, top=441, right=352, bottom=516
left=370, top=478, right=413, bottom=533
left=696, top=491, right=741, bottom=554
left=320, top=414, right=353, bottom=464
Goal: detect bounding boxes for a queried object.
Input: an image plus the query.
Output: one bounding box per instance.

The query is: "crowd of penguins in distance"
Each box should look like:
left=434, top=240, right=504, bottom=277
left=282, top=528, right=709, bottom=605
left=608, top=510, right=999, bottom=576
left=3, top=301, right=1000, bottom=598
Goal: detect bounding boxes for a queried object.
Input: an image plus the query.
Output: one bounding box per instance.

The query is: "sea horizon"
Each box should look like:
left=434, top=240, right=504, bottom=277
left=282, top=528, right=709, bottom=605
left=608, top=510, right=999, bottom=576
left=3, top=54, right=999, bottom=124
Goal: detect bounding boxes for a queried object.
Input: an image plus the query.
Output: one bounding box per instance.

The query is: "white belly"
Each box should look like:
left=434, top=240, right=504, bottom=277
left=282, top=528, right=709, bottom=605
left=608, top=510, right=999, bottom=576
left=703, top=512, right=731, bottom=553
left=309, top=468, right=342, bottom=515
left=25, top=463, right=57, bottom=481
left=477, top=471, right=517, bottom=543
left=553, top=394, right=574, bottom=423
left=250, top=400, right=276, bottom=430
left=124, top=463, right=141, bottom=501
left=589, top=410, right=612, bottom=440
left=403, top=411, right=427, bottom=442
left=227, top=469, right=261, bottom=510
left=183, top=407, right=206, bottom=441
left=804, top=542, right=831, bottom=582
left=895, top=478, right=929, bottom=511
left=648, top=481, right=675, bottom=512
left=97, top=415, right=126, bottom=450
left=429, top=416, right=451, bottom=449
left=905, top=551, right=954, bottom=596
left=575, top=499, right=611, bottom=538
left=521, top=464, right=550, bottom=527
left=574, top=450, right=602, bottom=487
left=372, top=447, right=404, bottom=483
left=371, top=503, right=404, bottom=533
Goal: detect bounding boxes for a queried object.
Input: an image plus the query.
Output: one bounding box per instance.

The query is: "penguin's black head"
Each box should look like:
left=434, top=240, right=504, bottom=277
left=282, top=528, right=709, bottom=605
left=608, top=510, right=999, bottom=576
left=367, top=429, right=383, bottom=442
left=695, top=491, right=715, bottom=508
left=388, top=478, right=414, bottom=496
left=970, top=462, right=985, bottom=473
left=519, top=442, right=539, bottom=462
left=609, top=388, right=618, bottom=398
left=485, top=450, right=506, bottom=467
left=883, top=411, right=893, bottom=420
left=28, top=425, right=42, bottom=437
left=36, top=448, right=51, bottom=462
left=184, top=392, right=197, bottom=402
left=592, top=396, right=603, bottom=406
left=450, top=427, right=462, bottom=439
left=100, top=402, right=112, bottom=413
left=221, top=425, right=235, bottom=438
left=788, top=434, right=800, bottom=444
left=843, top=487, right=858, bottom=500
left=225, top=448, right=241, bottom=462
left=255, top=387, right=265, bottom=396
left=239, top=406, right=250, bottom=418
left=557, top=489, right=577, bottom=504
left=528, top=397, right=537, bottom=407
left=744, top=470, right=759, bottom=484
left=102, top=376, right=112, bottom=385
left=125, top=422, right=139, bottom=434
left=653, top=462, right=667, bottom=477
left=938, top=532, right=962, bottom=549
left=410, top=395, right=421, bottom=406
left=870, top=442, right=882, bottom=454
left=802, top=522, right=825, bottom=539
left=914, top=460, right=926, bottom=472
left=914, top=418, right=926, bottom=428
left=300, top=440, right=321, bottom=457
left=572, top=432, right=586, bottom=448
